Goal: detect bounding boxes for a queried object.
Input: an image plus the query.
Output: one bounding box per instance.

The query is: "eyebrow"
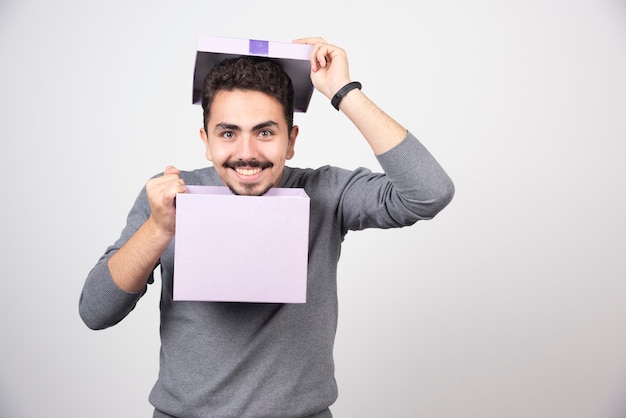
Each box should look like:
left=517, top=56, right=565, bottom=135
left=213, top=120, right=280, bottom=134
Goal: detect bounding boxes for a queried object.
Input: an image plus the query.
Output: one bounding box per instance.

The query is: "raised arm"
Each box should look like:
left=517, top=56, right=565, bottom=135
left=293, top=37, right=408, bottom=155
left=294, top=37, right=454, bottom=228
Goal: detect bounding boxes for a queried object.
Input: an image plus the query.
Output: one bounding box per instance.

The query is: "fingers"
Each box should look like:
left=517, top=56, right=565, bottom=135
left=162, top=167, right=187, bottom=196
left=147, top=167, right=187, bottom=204
left=293, top=37, right=332, bottom=71
left=292, top=37, right=327, bottom=45
left=313, top=44, right=346, bottom=72
left=161, top=166, right=186, bottom=193
left=145, top=166, right=186, bottom=234
left=295, top=37, right=352, bottom=98
left=311, top=43, right=328, bottom=72
left=164, top=165, right=180, bottom=176
left=151, top=166, right=185, bottom=189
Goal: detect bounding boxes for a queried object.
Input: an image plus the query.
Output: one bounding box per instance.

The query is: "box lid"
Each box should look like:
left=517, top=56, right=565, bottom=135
left=192, top=35, right=314, bottom=112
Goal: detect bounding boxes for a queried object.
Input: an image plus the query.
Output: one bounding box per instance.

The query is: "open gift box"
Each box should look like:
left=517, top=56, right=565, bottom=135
left=173, top=186, right=310, bottom=303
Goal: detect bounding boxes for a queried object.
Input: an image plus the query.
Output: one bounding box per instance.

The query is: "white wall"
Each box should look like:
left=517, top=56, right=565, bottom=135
left=1, top=0, right=625, bottom=417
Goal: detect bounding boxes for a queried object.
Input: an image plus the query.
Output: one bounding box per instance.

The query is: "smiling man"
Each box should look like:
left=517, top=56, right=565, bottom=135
left=79, top=37, right=455, bottom=418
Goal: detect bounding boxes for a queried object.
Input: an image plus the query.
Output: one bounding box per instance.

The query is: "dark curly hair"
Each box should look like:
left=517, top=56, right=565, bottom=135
left=201, top=56, right=295, bottom=133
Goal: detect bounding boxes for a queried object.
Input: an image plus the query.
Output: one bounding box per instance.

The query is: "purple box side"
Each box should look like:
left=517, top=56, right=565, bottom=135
left=173, top=186, right=310, bottom=303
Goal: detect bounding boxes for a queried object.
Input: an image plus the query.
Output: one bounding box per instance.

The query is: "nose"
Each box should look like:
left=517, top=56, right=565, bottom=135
left=236, top=135, right=258, bottom=160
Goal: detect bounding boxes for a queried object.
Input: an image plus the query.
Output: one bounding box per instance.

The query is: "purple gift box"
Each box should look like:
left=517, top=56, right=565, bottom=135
left=173, top=186, right=310, bottom=303
left=192, top=35, right=315, bottom=112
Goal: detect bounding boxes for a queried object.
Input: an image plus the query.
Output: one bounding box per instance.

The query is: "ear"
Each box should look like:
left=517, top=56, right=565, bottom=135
left=199, top=128, right=213, bottom=162
left=286, top=125, right=299, bottom=160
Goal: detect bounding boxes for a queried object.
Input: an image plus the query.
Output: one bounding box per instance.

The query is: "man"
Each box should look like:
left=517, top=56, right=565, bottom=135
left=79, top=37, right=454, bottom=418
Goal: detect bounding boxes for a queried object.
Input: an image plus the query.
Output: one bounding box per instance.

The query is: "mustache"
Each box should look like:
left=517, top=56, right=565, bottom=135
left=223, top=160, right=274, bottom=169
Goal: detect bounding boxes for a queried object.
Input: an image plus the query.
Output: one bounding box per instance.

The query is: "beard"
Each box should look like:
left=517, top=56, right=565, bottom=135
left=223, top=159, right=275, bottom=196
left=225, top=182, right=273, bottom=196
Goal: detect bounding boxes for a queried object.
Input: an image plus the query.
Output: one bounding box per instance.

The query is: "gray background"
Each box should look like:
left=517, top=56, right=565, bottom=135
left=1, top=0, right=625, bottom=417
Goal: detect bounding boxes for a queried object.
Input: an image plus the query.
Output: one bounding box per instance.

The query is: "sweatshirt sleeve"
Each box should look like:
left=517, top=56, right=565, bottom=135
left=78, top=187, right=155, bottom=330
left=338, top=132, right=455, bottom=232
left=377, top=131, right=455, bottom=219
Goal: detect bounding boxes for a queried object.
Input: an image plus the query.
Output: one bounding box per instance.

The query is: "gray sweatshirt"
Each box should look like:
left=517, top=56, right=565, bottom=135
left=79, top=133, right=454, bottom=418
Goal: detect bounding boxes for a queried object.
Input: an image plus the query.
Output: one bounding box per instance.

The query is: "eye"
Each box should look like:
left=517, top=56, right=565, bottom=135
left=258, top=130, right=273, bottom=140
left=221, top=131, right=236, bottom=141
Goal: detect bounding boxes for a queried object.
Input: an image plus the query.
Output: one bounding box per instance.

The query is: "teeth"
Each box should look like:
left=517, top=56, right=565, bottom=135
left=236, top=167, right=262, bottom=176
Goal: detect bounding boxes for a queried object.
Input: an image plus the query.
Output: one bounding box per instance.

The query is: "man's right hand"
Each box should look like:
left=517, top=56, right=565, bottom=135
left=145, top=165, right=187, bottom=236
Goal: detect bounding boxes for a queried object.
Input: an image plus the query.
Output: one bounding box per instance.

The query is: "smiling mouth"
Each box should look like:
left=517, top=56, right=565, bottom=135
left=235, top=167, right=263, bottom=176
left=225, top=160, right=273, bottom=177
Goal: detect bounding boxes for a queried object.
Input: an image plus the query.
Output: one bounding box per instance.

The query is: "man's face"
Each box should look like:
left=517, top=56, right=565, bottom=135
left=200, top=89, right=298, bottom=196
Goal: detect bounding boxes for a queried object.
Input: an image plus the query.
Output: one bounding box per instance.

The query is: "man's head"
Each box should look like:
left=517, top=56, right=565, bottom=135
left=199, top=57, right=299, bottom=196
left=201, top=57, right=295, bottom=134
